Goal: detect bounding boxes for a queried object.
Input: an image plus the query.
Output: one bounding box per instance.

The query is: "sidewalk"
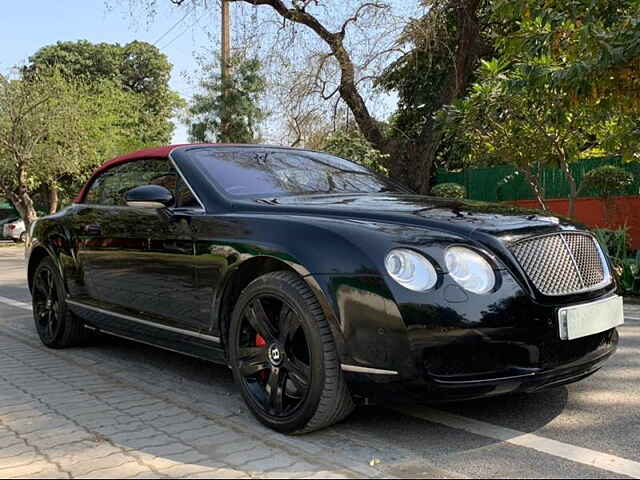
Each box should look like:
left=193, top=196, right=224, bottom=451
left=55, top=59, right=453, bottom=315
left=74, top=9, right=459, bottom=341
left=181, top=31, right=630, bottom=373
left=0, top=303, right=387, bottom=479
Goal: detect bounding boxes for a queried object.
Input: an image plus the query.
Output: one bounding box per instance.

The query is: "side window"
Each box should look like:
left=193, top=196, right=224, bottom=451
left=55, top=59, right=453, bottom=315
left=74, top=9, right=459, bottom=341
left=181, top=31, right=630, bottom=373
left=100, top=169, right=127, bottom=206
left=84, top=176, right=106, bottom=205
left=85, top=158, right=178, bottom=206
left=175, top=177, right=200, bottom=208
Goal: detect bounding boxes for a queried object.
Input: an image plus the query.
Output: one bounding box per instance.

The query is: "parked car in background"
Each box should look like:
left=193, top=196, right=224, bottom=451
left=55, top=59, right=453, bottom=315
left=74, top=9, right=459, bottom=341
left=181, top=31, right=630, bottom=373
left=2, top=218, right=26, bottom=242
left=27, top=144, right=624, bottom=434
left=0, top=216, right=18, bottom=239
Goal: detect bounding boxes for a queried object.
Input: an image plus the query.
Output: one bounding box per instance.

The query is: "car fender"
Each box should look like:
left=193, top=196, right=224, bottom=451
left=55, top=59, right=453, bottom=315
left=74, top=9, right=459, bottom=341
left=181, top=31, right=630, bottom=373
left=206, top=214, right=429, bottom=373
left=26, top=213, right=75, bottom=294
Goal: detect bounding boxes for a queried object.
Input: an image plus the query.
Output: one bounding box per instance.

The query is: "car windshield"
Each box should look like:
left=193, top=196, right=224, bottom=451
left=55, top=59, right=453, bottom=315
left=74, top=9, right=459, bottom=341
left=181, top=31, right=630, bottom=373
left=189, top=148, right=409, bottom=198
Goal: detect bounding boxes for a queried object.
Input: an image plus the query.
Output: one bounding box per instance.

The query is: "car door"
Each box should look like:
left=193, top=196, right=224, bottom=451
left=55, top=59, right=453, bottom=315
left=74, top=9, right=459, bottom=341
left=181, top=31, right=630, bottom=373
left=68, top=158, right=212, bottom=333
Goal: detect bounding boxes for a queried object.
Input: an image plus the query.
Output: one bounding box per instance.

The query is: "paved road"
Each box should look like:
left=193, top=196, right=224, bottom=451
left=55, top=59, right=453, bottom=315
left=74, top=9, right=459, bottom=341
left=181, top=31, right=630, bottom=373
left=0, top=245, right=639, bottom=479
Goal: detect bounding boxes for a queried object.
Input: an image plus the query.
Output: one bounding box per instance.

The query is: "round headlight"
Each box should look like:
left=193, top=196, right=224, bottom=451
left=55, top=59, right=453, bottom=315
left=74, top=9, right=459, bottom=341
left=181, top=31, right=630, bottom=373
left=445, top=247, right=495, bottom=294
left=385, top=249, right=438, bottom=292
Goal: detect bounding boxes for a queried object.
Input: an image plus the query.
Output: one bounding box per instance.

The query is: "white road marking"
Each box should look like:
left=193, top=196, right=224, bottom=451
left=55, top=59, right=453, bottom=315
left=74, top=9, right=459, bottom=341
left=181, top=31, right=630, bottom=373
left=0, top=296, right=32, bottom=311
left=395, top=406, right=640, bottom=479
left=625, top=316, right=640, bottom=322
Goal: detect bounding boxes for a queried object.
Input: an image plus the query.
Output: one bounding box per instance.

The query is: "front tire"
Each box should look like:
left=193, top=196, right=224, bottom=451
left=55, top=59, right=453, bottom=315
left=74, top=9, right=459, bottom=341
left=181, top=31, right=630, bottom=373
left=229, top=271, right=354, bottom=434
left=32, top=258, right=87, bottom=349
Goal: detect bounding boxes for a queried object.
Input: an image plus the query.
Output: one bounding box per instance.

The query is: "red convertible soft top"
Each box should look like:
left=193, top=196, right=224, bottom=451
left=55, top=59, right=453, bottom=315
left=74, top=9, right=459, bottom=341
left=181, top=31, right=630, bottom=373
left=73, top=144, right=214, bottom=204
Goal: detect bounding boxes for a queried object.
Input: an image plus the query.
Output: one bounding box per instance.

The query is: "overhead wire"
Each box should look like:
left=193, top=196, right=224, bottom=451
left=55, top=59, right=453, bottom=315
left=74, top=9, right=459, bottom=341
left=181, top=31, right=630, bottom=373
left=158, top=9, right=210, bottom=51
left=153, top=7, right=195, bottom=46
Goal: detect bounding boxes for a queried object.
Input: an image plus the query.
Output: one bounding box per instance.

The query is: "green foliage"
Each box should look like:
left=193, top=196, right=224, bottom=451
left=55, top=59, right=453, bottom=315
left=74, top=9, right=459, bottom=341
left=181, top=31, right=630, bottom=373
left=322, top=130, right=389, bottom=174
left=617, top=254, right=640, bottom=294
left=186, top=54, right=266, bottom=144
left=491, top=0, right=640, bottom=106
left=488, top=0, right=640, bottom=160
left=580, top=165, right=634, bottom=200
left=28, top=40, right=184, bottom=144
left=0, top=68, right=144, bottom=220
left=441, top=58, right=586, bottom=208
left=592, top=227, right=640, bottom=293
left=431, top=182, right=466, bottom=199
left=455, top=58, right=597, bottom=168
left=444, top=0, right=640, bottom=212
left=592, top=228, right=630, bottom=261
left=1, top=71, right=91, bottom=184
left=379, top=40, right=455, bottom=141
left=20, top=40, right=185, bottom=212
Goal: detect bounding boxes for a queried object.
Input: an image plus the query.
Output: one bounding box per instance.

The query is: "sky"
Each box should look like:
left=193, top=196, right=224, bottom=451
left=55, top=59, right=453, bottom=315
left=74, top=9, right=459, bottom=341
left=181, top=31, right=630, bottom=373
left=0, top=0, right=219, bottom=143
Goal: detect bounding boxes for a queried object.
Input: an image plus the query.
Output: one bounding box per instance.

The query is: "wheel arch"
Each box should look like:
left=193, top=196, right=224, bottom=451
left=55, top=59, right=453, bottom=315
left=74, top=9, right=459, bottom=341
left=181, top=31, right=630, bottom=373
left=27, top=245, right=64, bottom=294
left=215, top=255, right=345, bottom=361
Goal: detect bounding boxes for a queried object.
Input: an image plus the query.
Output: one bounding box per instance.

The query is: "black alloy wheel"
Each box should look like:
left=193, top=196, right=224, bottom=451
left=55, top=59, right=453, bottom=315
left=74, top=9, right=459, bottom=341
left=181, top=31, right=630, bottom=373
left=229, top=271, right=354, bottom=434
left=33, top=265, right=62, bottom=344
left=237, top=294, right=312, bottom=418
left=32, top=258, right=87, bottom=348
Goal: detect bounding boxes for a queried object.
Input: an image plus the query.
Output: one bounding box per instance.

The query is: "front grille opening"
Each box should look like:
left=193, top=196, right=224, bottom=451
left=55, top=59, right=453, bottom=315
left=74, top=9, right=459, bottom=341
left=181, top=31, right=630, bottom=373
left=510, top=232, right=609, bottom=296
left=423, top=330, right=617, bottom=379
left=423, top=343, right=530, bottom=378
left=538, top=329, right=616, bottom=368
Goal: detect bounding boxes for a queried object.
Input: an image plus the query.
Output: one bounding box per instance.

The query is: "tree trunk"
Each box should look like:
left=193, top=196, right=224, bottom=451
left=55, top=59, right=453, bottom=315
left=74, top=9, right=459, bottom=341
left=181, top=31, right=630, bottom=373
left=47, top=181, right=59, bottom=215
left=414, top=131, right=438, bottom=195
left=558, top=153, right=577, bottom=218
left=8, top=166, right=38, bottom=228
left=451, top=0, right=483, bottom=99
left=7, top=190, right=37, bottom=228
left=399, top=0, right=484, bottom=194
left=520, top=165, right=547, bottom=211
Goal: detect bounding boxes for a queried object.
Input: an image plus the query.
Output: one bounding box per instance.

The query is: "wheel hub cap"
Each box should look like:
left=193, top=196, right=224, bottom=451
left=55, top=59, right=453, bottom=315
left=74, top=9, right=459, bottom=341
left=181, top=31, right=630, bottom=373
left=268, top=343, right=284, bottom=366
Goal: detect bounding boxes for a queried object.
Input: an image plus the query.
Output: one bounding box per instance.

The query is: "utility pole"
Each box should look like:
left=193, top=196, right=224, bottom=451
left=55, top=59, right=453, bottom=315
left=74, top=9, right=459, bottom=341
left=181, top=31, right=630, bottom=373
left=221, top=0, right=231, bottom=84
left=220, top=0, right=231, bottom=140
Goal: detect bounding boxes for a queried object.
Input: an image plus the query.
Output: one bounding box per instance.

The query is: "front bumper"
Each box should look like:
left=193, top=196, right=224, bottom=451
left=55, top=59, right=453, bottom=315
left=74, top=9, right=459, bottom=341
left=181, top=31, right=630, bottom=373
left=345, top=328, right=618, bottom=403
left=312, top=257, right=621, bottom=404
left=323, top=267, right=621, bottom=403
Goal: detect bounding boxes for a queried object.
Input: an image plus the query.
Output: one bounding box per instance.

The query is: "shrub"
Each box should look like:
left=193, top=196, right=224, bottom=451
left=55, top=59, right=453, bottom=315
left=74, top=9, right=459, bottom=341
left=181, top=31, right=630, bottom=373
left=592, top=227, right=640, bottom=294
left=592, top=227, right=630, bottom=260
left=617, top=254, right=640, bottom=294
left=432, top=183, right=466, bottom=199
left=580, top=165, right=634, bottom=200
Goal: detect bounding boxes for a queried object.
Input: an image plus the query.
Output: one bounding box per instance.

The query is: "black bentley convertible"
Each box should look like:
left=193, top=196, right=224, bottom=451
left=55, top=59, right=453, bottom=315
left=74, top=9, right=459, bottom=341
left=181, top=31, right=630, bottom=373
left=26, top=144, right=624, bottom=433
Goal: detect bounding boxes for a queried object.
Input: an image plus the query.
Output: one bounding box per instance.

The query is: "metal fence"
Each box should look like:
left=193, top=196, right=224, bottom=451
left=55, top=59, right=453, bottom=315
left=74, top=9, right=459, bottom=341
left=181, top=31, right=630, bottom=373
left=434, top=157, right=640, bottom=202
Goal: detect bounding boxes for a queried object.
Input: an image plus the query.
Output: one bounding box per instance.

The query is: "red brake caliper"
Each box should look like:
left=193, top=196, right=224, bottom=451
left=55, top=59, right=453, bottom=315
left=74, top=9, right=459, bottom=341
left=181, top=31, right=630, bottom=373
left=256, top=334, right=269, bottom=380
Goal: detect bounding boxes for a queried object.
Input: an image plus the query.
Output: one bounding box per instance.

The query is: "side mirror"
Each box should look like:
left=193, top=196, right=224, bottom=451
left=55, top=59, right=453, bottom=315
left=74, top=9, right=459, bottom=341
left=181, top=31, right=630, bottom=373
left=125, top=185, right=174, bottom=209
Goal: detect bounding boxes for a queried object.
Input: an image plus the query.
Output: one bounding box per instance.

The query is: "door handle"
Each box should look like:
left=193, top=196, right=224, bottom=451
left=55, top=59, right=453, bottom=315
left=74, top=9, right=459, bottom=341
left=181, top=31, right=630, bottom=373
left=84, top=224, right=102, bottom=236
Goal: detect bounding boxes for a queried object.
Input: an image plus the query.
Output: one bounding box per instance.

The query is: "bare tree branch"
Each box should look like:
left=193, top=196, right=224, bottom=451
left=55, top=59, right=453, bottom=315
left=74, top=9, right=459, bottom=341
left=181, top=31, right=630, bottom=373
left=228, top=0, right=387, bottom=150
left=340, top=2, right=386, bottom=36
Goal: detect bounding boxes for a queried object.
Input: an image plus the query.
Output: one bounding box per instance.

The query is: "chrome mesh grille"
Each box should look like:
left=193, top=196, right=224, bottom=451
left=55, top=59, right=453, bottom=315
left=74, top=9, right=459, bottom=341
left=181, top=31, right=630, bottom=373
left=510, top=232, right=609, bottom=296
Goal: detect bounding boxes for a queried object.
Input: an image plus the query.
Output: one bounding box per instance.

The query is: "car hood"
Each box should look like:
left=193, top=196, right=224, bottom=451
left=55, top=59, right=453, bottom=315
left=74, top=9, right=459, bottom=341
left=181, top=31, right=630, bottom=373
left=248, top=193, right=580, bottom=239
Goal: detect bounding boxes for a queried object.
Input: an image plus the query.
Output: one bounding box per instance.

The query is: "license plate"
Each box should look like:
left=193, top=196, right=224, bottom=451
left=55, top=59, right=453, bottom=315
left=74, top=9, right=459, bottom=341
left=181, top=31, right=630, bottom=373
left=558, top=295, right=624, bottom=340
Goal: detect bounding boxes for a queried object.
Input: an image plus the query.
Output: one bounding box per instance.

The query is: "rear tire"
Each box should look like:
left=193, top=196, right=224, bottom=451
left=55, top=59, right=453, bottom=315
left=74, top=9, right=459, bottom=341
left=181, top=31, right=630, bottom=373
left=229, top=271, right=354, bottom=434
left=32, top=258, right=88, bottom=349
